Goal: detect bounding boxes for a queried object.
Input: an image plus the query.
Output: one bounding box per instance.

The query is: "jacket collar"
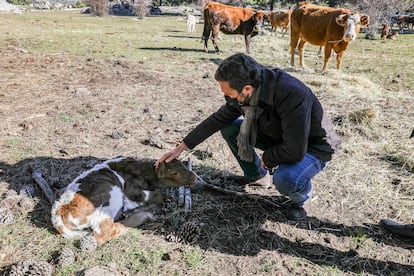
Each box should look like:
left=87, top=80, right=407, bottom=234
left=259, top=67, right=283, bottom=105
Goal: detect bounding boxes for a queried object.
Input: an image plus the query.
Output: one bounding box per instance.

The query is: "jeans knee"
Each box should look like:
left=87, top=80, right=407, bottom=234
left=273, top=170, right=297, bottom=195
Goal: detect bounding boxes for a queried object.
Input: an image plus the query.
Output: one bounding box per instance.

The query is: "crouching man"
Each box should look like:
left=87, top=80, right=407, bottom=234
left=155, top=53, right=341, bottom=221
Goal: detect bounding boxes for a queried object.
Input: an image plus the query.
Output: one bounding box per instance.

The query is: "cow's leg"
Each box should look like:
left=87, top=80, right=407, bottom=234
left=335, top=50, right=345, bottom=70
left=289, top=31, right=300, bottom=66
left=211, top=26, right=221, bottom=53
left=244, top=34, right=251, bottom=54
left=322, top=44, right=333, bottom=72
left=202, top=23, right=211, bottom=52
left=317, top=46, right=323, bottom=57
left=398, top=23, right=404, bottom=34
left=297, top=39, right=307, bottom=67
left=211, top=34, right=220, bottom=53
left=281, top=26, right=288, bottom=38
left=92, top=218, right=127, bottom=245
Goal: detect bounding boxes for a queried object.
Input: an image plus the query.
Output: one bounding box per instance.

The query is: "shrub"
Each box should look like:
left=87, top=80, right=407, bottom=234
left=6, top=0, right=31, bottom=5
left=90, top=0, right=108, bottom=16
left=73, top=1, right=87, bottom=8
left=134, top=0, right=150, bottom=18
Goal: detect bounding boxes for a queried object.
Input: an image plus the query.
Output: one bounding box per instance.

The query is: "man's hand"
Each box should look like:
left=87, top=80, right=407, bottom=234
left=154, top=142, right=188, bottom=168
left=261, top=157, right=277, bottom=175
left=260, top=159, right=267, bottom=170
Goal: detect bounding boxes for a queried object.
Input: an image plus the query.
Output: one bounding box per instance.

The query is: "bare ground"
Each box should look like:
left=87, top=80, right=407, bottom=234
left=0, top=31, right=413, bottom=275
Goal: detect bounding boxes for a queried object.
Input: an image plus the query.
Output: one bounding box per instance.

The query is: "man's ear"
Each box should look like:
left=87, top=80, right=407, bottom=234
left=245, top=84, right=255, bottom=95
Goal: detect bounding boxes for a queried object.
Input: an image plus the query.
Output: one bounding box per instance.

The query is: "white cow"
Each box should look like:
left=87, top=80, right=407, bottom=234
left=187, top=14, right=199, bottom=33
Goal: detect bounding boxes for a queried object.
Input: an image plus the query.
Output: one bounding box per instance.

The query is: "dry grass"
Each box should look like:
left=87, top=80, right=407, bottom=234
left=0, top=9, right=413, bottom=275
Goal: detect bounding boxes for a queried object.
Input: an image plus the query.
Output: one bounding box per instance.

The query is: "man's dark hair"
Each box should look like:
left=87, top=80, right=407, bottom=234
left=214, top=53, right=263, bottom=93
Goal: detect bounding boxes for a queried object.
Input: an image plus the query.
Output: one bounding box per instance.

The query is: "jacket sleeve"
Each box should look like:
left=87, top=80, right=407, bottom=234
left=183, top=97, right=242, bottom=149
left=262, top=85, right=312, bottom=167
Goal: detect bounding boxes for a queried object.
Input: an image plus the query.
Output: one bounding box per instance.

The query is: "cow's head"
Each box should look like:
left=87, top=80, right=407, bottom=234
left=336, top=13, right=369, bottom=42
left=263, top=12, right=271, bottom=23
left=253, top=11, right=266, bottom=34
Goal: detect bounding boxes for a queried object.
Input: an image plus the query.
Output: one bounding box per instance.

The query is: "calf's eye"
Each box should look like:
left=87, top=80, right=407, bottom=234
left=168, top=171, right=179, bottom=176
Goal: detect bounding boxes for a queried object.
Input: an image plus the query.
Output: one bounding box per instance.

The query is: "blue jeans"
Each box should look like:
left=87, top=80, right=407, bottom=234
left=221, top=119, right=327, bottom=206
left=273, top=153, right=327, bottom=206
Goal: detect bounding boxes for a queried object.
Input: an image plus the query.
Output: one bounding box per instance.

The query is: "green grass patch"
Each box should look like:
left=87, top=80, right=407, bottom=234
left=183, top=246, right=203, bottom=268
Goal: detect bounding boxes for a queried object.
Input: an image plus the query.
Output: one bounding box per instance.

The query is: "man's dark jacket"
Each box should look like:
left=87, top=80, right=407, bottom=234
left=183, top=67, right=341, bottom=168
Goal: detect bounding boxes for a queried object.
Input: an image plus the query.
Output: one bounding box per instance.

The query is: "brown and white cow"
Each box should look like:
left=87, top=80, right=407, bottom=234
left=381, top=23, right=390, bottom=40
left=386, top=31, right=399, bottom=40
left=290, top=2, right=369, bottom=71
left=202, top=1, right=266, bottom=53
left=265, top=9, right=291, bottom=37
left=51, top=157, right=196, bottom=245
left=398, top=15, right=414, bottom=32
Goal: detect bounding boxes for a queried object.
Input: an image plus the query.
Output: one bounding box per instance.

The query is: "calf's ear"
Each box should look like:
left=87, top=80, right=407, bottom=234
left=360, top=15, right=369, bottom=26
left=156, top=162, right=166, bottom=178
left=335, top=14, right=348, bottom=26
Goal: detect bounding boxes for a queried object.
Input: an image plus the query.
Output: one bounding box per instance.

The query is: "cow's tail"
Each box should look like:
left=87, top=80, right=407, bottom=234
left=202, top=7, right=211, bottom=52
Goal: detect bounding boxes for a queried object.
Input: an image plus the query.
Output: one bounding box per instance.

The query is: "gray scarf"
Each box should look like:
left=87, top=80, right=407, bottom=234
left=236, top=85, right=263, bottom=162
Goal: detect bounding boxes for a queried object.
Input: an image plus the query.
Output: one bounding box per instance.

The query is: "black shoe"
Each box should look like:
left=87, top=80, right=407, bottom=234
left=380, top=219, right=414, bottom=239
left=286, top=206, right=307, bottom=221
left=226, top=175, right=262, bottom=186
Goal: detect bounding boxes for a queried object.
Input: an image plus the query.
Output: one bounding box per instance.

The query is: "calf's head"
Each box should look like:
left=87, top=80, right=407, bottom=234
left=336, top=13, right=369, bottom=42
left=108, top=157, right=196, bottom=188
left=156, top=159, right=197, bottom=187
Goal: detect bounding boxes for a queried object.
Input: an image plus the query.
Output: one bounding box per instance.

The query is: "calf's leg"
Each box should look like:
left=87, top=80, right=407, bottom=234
left=93, top=218, right=127, bottom=244
left=119, top=211, right=154, bottom=228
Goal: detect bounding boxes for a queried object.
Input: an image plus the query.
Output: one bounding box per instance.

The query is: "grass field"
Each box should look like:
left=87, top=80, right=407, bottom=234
left=0, top=9, right=413, bottom=275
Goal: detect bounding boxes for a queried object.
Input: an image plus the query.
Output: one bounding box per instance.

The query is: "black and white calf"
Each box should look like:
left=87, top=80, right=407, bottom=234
left=51, top=157, right=196, bottom=245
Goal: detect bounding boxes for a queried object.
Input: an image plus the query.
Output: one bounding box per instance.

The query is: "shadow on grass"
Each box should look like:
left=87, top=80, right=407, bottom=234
left=0, top=156, right=413, bottom=274
left=0, top=156, right=104, bottom=231
left=138, top=46, right=229, bottom=57
left=164, top=35, right=202, bottom=39
left=179, top=167, right=414, bottom=274
left=139, top=47, right=205, bottom=53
